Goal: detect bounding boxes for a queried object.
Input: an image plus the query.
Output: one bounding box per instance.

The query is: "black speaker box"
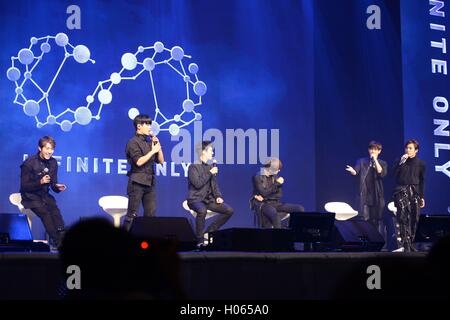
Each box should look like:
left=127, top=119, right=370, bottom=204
left=415, top=214, right=450, bottom=243
left=333, top=219, right=385, bottom=252
left=288, top=212, right=335, bottom=243
left=129, top=217, right=197, bottom=251
left=206, top=228, right=294, bottom=252
left=0, top=213, right=49, bottom=252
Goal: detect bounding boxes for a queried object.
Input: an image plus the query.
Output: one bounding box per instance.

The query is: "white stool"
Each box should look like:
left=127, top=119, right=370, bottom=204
left=98, top=196, right=128, bottom=227
left=9, top=193, right=34, bottom=229
left=387, top=201, right=397, bottom=216
left=324, top=201, right=358, bottom=220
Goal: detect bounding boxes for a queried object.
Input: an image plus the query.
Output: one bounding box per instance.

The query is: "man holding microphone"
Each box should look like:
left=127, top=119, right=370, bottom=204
left=251, top=158, right=304, bottom=228
left=392, top=139, right=425, bottom=252
left=123, top=114, right=165, bottom=231
left=20, top=136, right=66, bottom=249
left=187, top=141, right=234, bottom=245
left=345, top=141, right=389, bottom=236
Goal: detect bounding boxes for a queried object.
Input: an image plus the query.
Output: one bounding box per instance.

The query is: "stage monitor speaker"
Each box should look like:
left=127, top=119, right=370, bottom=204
left=206, top=228, right=294, bottom=252
left=288, top=212, right=335, bottom=243
left=0, top=213, right=48, bottom=252
left=415, top=214, right=450, bottom=243
left=333, top=219, right=385, bottom=252
left=129, top=217, right=197, bottom=251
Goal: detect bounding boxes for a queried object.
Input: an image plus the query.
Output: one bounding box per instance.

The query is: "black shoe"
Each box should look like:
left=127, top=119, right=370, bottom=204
left=123, top=216, right=135, bottom=232
left=195, top=242, right=207, bottom=251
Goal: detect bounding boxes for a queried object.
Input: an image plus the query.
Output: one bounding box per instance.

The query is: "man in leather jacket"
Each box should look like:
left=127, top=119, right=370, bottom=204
left=20, top=136, right=67, bottom=248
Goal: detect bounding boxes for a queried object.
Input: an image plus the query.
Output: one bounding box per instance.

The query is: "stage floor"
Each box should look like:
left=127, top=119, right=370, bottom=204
left=0, top=251, right=429, bottom=300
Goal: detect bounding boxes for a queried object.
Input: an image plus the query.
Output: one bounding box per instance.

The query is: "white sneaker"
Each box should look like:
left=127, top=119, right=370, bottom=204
left=392, top=247, right=404, bottom=252
left=203, top=233, right=209, bottom=246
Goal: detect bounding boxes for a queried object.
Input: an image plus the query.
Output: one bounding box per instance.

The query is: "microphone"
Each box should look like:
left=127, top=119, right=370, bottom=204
left=212, top=159, right=217, bottom=176
left=39, top=167, right=50, bottom=184
left=399, top=154, right=409, bottom=166
left=370, top=156, right=375, bottom=167
left=150, top=135, right=158, bottom=146
left=399, top=155, right=408, bottom=165
left=273, top=173, right=279, bottom=184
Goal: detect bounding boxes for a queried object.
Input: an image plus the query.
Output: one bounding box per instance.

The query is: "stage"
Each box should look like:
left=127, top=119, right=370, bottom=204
left=0, top=251, right=429, bottom=300
left=1, top=0, right=450, bottom=303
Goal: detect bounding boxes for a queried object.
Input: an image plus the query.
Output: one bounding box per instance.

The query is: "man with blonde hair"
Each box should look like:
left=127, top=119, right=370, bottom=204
left=251, top=158, right=304, bottom=228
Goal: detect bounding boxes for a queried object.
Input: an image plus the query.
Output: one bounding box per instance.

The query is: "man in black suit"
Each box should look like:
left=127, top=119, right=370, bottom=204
left=251, top=158, right=304, bottom=228
left=345, top=141, right=396, bottom=250
left=20, top=136, right=67, bottom=248
left=187, top=141, right=233, bottom=244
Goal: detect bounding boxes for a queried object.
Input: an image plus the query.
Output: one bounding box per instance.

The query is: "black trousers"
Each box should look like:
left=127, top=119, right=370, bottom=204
left=361, top=200, right=397, bottom=250
left=393, top=185, right=421, bottom=252
left=362, top=202, right=384, bottom=233
left=123, top=180, right=156, bottom=231
left=382, top=210, right=398, bottom=251
left=188, top=201, right=234, bottom=240
left=256, top=201, right=304, bottom=229
left=31, top=201, right=65, bottom=247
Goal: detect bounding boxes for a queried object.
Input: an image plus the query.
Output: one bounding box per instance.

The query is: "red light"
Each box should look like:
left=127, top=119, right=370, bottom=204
left=140, top=241, right=149, bottom=250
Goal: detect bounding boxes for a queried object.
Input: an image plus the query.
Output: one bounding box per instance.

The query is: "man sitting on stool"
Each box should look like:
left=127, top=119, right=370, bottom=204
left=251, top=158, right=304, bottom=228
left=20, top=136, right=67, bottom=249
left=187, top=141, right=234, bottom=245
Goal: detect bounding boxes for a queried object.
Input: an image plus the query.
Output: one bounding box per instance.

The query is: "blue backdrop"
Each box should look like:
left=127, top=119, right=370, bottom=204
left=314, top=0, right=404, bottom=211
left=400, top=0, right=450, bottom=215
left=1, top=0, right=448, bottom=238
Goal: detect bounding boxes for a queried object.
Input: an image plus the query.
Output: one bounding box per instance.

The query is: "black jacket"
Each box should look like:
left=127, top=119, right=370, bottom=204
left=126, top=134, right=161, bottom=186
left=393, top=156, right=425, bottom=198
left=20, top=154, right=61, bottom=209
left=250, top=173, right=283, bottom=210
left=354, top=157, right=387, bottom=210
left=187, top=162, right=222, bottom=203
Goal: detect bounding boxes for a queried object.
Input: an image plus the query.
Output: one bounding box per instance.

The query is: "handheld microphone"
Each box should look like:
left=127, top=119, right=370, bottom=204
left=39, top=167, right=50, bottom=184
left=212, top=159, right=217, bottom=175
left=370, top=156, right=375, bottom=167
left=399, top=154, right=408, bottom=165
left=150, top=135, right=158, bottom=146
